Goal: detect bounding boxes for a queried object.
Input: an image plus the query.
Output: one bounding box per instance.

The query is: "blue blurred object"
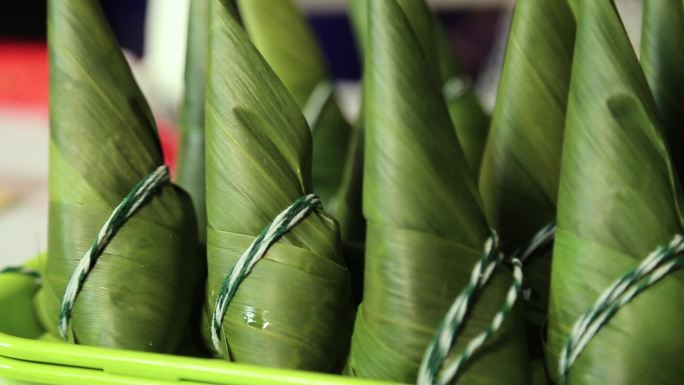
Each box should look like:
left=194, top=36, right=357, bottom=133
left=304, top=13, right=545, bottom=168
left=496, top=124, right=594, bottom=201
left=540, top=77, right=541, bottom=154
left=309, top=14, right=361, bottom=80
left=100, top=0, right=148, bottom=57
left=0, top=0, right=147, bottom=58
left=0, top=1, right=502, bottom=87
left=307, top=9, right=501, bottom=82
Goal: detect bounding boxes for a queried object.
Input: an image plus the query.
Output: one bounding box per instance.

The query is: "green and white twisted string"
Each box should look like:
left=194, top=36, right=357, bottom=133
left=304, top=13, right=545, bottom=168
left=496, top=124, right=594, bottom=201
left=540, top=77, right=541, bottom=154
left=512, top=221, right=556, bottom=300
left=513, top=221, right=556, bottom=263
left=417, top=231, right=524, bottom=385
left=210, top=193, right=321, bottom=354
left=58, top=165, right=170, bottom=341
left=558, top=234, right=684, bottom=385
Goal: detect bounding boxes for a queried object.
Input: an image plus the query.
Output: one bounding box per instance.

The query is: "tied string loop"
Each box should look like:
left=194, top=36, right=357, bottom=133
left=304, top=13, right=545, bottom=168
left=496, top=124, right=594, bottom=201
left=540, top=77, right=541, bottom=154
left=512, top=221, right=556, bottom=301
left=558, top=234, right=684, bottom=385
left=417, top=230, right=524, bottom=385
left=58, top=165, right=170, bottom=341
left=512, top=221, right=556, bottom=264
left=210, top=194, right=322, bottom=354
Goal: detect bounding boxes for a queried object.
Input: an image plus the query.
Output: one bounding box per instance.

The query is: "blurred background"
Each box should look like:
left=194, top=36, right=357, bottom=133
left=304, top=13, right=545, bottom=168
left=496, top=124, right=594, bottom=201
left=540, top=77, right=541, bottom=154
left=0, top=0, right=642, bottom=266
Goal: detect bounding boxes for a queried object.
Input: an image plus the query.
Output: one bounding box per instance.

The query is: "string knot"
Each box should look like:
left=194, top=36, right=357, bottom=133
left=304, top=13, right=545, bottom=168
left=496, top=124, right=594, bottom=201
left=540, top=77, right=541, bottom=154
left=417, top=230, right=524, bottom=385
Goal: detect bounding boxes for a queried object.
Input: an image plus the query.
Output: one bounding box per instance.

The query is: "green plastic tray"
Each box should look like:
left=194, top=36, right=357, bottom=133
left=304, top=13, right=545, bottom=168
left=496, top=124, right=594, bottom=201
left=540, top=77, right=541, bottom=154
left=0, top=261, right=396, bottom=385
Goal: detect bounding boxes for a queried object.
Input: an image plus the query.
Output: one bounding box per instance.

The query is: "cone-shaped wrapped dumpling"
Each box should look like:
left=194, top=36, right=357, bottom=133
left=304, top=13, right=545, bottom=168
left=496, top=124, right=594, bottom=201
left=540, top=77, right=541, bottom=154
left=346, top=1, right=529, bottom=383
left=202, top=0, right=354, bottom=371
left=547, top=1, right=684, bottom=383
left=641, top=0, right=684, bottom=182
left=44, top=0, right=199, bottom=352
left=348, top=0, right=488, bottom=176
left=235, top=1, right=364, bottom=299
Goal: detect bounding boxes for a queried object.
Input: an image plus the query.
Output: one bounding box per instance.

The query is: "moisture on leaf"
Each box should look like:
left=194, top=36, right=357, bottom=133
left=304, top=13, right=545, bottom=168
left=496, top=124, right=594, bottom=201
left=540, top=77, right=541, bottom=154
left=202, top=0, right=354, bottom=371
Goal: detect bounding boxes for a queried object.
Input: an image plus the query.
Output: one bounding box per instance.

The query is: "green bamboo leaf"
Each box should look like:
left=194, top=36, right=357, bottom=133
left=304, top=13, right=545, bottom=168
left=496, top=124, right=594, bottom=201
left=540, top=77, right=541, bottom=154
left=546, top=1, right=684, bottom=383
left=175, top=1, right=213, bottom=356
left=434, top=21, right=464, bottom=83
left=307, top=92, right=354, bottom=210
left=202, top=0, right=354, bottom=371
left=334, top=127, right=365, bottom=244
left=177, top=0, right=210, bottom=244
left=333, top=124, right=366, bottom=303
left=434, top=15, right=489, bottom=175
left=348, top=0, right=367, bottom=58
left=348, top=0, right=488, bottom=176
left=641, top=0, right=684, bottom=184
left=338, top=0, right=370, bottom=299
left=237, top=0, right=323, bottom=107
left=395, top=0, right=442, bottom=72
left=236, top=0, right=364, bottom=302
left=351, top=0, right=442, bottom=73
left=346, top=1, right=529, bottom=383
left=236, top=0, right=352, bottom=209
left=478, top=0, right=575, bottom=333
left=445, top=88, right=489, bottom=177
left=531, top=359, right=549, bottom=385
left=44, top=0, right=199, bottom=352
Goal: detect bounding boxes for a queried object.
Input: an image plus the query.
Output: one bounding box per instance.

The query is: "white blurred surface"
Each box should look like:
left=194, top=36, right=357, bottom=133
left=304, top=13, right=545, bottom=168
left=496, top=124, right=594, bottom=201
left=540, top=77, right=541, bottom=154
left=142, top=0, right=189, bottom=118
left=0, top=111, right=48, bottom=266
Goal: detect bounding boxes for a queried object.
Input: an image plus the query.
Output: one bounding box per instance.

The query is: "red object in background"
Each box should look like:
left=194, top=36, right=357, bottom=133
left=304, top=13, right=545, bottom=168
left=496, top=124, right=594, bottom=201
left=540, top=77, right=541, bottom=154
left=157, top=119, right=179, bottom=173
left=0, top=41, right=48, bottom=110
left=0, top=41, right=180, bottom=171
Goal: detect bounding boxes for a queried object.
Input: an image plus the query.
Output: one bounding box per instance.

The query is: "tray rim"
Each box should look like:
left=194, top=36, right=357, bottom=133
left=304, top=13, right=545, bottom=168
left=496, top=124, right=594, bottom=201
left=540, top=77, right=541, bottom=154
left=0, top=260, right=398, bottom=385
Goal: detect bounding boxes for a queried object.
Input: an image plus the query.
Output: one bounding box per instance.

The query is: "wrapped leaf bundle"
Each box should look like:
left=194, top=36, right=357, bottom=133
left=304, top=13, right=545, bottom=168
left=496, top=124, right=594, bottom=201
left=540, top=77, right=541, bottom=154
left=236, top=0, right=365, bottom=301
left=236, top=0, right=353, bottom=211
left=348, top=0, right=488, bottom=176
left=202, top=0, right=354, bottom=371
left=42, top=0, right=199, bottom=351
left=346, top=1, right=529, bottom=383
left=641, top=0, right=684, bottom=182
left=546, top=1, right=684, bottom=384
left=478, top=0, right=575, bottom=330
left=177, top=0, right=210, bottom=243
